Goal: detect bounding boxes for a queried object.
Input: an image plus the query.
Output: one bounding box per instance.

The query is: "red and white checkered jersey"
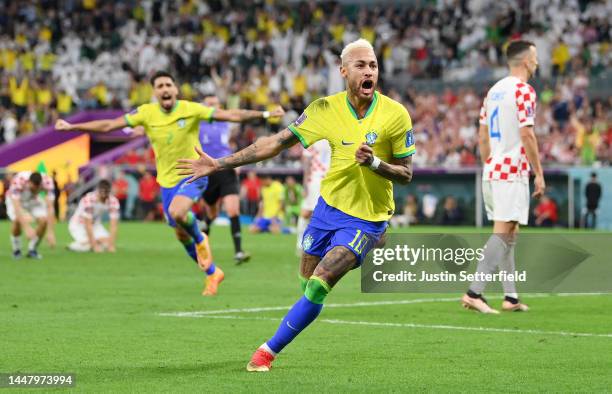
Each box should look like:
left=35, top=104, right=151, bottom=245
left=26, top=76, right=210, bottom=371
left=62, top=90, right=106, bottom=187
left=479, top=76, right=536, bottom=183
left=8, top=171, right=55, bottom=203
left=303, top=139, right=331, bottom=182
left=71, top=191, right=120, bottom=223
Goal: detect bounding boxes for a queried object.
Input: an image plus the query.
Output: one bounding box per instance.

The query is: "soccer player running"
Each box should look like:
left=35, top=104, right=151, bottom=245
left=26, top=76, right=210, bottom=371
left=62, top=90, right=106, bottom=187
left=67, top=180, right=120, bottom=253
left=7, top=171, right=56, bottom=259
left=55, top=71, right=283, bottom=296
left=198, top=94, right=250, bottom=264
left=177, top=38, right=415, bottom=371
left=461, top=40, right=545, bottom=314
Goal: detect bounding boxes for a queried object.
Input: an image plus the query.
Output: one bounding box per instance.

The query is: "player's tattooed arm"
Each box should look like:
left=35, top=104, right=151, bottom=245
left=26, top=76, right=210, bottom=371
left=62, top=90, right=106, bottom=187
left=217, top=128, right=299, bottom=168
left=355, top=143, right=413, bottom=184
left=176, top=128, right=299, bottom=182
left=376, top=156, right=413, bottom=184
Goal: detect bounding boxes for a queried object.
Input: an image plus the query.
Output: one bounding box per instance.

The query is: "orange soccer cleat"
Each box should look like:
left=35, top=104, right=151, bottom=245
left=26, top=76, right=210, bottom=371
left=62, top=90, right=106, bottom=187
left=246, top=348, right=275, bottom=372
left=202, top=267, right=225, bottom=296
left=195, top=235, right=212, bottom=269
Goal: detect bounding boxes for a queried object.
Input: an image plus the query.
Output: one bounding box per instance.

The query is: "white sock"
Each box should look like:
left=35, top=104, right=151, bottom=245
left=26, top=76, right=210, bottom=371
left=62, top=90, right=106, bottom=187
left=260, top=342, right=277, bottom=357
left=499, top=240, right=518, bottom=300
left=28, top=236, right=40, bottom=251
left=10, top=235, right=21, bottom=252
left=469, top=235, right=508, bottom=295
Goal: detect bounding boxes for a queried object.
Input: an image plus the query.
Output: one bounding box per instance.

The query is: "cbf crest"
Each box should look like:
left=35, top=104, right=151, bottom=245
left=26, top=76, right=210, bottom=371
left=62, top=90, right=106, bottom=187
left=302, top=234, right=314, bottom=251
left=177, top=118, right=186, bottom=128
left=365, top=130, right=378, bottom=146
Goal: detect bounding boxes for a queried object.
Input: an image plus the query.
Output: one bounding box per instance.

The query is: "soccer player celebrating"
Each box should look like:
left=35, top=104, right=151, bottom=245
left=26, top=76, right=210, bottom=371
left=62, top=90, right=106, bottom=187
left=461, top=40, right=545, bottom=313
left=198, top=95, right=250, bottom=264
left=7, top=171, right=56, bottom=259
left=55, top=71, right=283, bottom=296
left=67, top=180, right=120, bottom=253
left=177, top=38, right=415, bottom=371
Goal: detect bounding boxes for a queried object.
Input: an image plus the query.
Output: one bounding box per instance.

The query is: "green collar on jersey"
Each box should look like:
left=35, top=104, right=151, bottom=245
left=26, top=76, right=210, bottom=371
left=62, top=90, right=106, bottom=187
left=346, top=91, right=378, bottom=120
left=159, top=100, right=179, bottom=114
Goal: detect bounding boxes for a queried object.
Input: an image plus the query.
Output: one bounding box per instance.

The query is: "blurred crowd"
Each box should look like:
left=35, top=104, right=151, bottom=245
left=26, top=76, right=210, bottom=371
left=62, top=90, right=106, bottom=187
left=0, top=0, right=610, bottom=166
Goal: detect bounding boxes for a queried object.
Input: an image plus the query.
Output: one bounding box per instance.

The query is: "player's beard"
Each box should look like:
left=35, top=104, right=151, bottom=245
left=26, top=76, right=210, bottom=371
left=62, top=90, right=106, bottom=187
left=349, top=78, right=376, bottom=102
left=160, top=97, right=176, bottom=111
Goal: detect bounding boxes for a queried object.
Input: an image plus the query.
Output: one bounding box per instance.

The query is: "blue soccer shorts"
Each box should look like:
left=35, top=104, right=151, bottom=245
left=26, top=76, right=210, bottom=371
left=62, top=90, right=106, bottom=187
left=301, top=197, right=387, bottom=267
left=160, top=176, right=209, bottom=227
left=253, top=217, right=282, bottom=232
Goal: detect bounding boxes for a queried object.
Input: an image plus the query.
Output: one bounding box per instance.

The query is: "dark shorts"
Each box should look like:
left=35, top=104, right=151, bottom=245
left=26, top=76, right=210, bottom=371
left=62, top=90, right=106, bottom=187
left=161, top=176, right=209, bottom=227
left=202, top=169, right=240, bottom=205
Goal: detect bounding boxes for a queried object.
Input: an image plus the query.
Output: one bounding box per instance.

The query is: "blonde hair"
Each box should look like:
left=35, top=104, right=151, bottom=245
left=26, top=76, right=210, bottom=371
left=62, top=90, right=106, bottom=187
left=340, top=38, right=374, bottom=65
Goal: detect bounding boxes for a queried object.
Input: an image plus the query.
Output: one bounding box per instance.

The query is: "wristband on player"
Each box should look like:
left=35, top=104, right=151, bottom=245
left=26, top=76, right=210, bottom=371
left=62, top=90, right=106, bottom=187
left=369, top=156, right=382, bottom=170
left=262, top=111, right=270, bottom=119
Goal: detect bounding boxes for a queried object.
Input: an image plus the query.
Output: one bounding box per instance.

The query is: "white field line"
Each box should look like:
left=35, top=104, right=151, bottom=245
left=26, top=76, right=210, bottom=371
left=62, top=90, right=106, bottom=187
left=163, top=314, right=612, bottom=339
left=158, top=292, right=609, bottom=318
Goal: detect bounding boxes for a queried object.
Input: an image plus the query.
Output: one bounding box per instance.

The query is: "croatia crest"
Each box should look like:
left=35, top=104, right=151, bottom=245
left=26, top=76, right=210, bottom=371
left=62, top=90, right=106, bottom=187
left=365, top=130, right=378, bottom=146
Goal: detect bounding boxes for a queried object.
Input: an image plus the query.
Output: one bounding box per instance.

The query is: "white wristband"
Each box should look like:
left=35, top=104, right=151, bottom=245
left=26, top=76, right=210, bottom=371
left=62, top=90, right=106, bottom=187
left=369, top=156, right=381, bottom=170
left=262, top=111, right=270, bottom=119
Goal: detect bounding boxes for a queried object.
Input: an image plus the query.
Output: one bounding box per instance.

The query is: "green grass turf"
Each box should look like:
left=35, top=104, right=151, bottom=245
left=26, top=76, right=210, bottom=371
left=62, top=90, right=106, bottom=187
left=1, top=221, right=611, bottom=392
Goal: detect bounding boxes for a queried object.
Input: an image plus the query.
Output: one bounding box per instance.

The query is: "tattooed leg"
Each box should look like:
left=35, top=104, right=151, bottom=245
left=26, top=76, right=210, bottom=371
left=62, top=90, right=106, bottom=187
left=299, top=252, right=321, bottom=292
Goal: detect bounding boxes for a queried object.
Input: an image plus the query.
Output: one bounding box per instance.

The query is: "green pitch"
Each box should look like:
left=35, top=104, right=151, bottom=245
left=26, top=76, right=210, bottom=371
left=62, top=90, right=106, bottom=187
left=1, top=222, right=611, bottom=392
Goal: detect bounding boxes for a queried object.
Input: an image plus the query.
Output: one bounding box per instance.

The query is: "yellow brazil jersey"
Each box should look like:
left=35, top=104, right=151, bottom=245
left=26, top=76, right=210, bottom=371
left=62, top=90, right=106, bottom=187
left=288, top=91, right=415, bottom=222
left=124, top=100, right=215, bottom=188
left=261, top=181, right=285, bottom=219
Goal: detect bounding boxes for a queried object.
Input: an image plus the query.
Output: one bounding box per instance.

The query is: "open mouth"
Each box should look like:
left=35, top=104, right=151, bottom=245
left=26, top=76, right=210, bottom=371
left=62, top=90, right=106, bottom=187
left=360, top=80, right=374, bottom=95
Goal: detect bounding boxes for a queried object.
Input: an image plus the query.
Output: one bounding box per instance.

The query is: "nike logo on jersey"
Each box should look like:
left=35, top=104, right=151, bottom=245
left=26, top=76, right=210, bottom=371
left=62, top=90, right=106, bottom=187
left=341, top=140, right=354, bottom=145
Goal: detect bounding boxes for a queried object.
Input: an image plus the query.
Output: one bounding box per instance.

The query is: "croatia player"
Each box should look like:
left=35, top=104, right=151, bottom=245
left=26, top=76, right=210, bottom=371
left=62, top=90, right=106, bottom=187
left=7, top=171, right=56, bottom=259
left=462, top=40, right=545, bottom=313
left=199, top=95, right=250, bottom=264
left=177, top=38, right=415, bottom=371
left=68, top=180, right=120, bottom=253
left=55, top=71, right=283, bottom=295
left=296, top=139, right=331, bottom=253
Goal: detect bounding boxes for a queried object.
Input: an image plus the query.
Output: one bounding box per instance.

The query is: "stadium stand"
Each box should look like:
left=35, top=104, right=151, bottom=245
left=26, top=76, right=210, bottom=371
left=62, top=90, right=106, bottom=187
left=1, top=0, right=610, bottom=163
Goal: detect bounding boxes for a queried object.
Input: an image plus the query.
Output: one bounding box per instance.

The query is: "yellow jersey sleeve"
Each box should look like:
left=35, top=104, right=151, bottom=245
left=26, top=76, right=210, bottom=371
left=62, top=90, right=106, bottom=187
left=124, top=105, right=148, bottom=127
left=389, top=107, right=416, bottom=158
left=287, top=98, right=328, bottom=148
left=193, top=102, right=215, bottom=121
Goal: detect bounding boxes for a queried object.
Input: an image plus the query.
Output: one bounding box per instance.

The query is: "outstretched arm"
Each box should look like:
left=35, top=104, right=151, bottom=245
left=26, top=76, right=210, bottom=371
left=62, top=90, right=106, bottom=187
left=177, top=128, right=299, bottom=182
left=55, top=116, right=127, bottom=133
left=212, top=106, right=285, bottom=123
left=355, top=143, right=413, bottom=184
